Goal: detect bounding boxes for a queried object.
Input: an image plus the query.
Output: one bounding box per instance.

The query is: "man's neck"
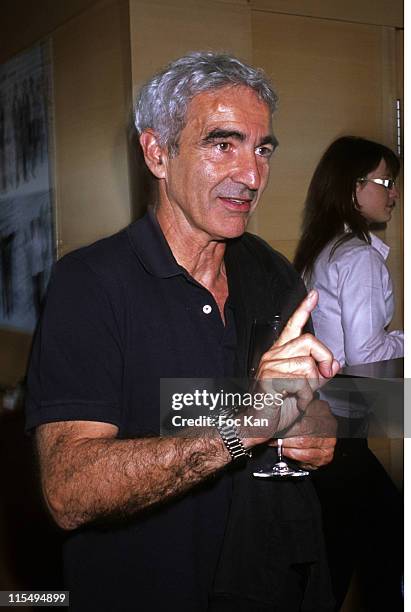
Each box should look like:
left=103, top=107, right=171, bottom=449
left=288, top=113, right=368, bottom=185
left=156, top=205, right=229, bottom=322
left=156, top=207, right=227, bottom=291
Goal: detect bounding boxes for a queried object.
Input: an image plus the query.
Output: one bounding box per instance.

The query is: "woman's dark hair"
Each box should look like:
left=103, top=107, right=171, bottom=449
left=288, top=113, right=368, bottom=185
left=293, top=136, right=400, bottom=279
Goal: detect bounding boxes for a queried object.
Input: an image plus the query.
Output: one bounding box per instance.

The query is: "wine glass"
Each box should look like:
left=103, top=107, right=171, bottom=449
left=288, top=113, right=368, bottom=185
left=253, top=438, right=309, bottom=479
left=247, top=317, right=309, bottom=479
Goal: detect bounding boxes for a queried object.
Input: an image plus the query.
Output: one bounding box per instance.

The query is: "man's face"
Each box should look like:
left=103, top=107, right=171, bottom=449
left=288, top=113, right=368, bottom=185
left=159, top=85, right=276, bottom=241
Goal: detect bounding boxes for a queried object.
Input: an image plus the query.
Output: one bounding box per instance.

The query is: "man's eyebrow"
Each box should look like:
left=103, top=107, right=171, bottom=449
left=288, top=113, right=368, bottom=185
left=201, top=129, right=279, bottom=150
left=259, top=135, right=279, bottom=149
left=202, top=129, right=245, bottom=143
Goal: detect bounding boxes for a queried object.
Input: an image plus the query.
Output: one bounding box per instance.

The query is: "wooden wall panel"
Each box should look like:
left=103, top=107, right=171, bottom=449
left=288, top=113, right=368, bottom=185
left=251, top=12, right=396, bottom=261
left=130, top=0, right=252, bottom=89
left=0, top=0, right=100, bottom=64
left=249, top=0, right=403, bottom=28
left=53, top=0, right=133, bottom=256
left=384, top=28, right=403, bottom=330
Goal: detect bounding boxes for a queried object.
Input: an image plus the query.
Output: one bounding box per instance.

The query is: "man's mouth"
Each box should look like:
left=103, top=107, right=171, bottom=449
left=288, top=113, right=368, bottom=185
left=219, top=197, right=253, bottom=211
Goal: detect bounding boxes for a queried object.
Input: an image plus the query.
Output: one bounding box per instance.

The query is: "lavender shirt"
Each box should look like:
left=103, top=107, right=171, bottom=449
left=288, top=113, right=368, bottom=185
left=307, top=232, right=404, bottom=367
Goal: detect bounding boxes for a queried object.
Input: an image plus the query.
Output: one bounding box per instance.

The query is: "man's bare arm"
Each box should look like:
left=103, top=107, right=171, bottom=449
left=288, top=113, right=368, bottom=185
left=37, top=291, right=339, bottom=531
left=36, top=420, right=231, bottom=531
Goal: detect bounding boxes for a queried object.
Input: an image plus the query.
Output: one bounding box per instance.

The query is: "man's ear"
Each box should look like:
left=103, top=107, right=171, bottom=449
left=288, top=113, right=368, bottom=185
left=139, top=130, right=167, bottom=179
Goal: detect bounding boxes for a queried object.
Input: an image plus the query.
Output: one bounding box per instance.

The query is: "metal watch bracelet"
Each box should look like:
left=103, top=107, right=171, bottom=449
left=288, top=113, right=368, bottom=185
left=213, top=409, right=252, bottom=461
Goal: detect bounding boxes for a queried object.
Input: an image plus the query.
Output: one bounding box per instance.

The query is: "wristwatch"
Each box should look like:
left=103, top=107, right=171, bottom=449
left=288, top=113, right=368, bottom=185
left=213, top=409, right=252, bottom=461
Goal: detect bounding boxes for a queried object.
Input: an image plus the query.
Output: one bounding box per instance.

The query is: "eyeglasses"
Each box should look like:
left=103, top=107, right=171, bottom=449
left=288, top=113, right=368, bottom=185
left=358, top=177, right=396, bottom=190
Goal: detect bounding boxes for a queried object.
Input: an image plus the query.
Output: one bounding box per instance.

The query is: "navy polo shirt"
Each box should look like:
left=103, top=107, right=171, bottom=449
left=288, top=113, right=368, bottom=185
left=27, top=209, right=334, bottom=611
left=26, top=209, right=239, bottom=611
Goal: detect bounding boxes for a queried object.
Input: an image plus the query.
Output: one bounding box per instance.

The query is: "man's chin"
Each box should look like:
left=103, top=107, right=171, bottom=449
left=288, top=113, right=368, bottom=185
left=218, top=221, right=249, bottom=240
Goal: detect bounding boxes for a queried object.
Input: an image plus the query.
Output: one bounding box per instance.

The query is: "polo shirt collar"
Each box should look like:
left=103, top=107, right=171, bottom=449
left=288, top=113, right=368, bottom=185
left=127, top=209, right=237, bottom=308
left=126, top=207, right=185, bottom=278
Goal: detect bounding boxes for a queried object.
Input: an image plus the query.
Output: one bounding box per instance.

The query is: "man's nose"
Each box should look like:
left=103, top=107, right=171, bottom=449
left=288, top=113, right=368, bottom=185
left=389, top=184, right=400, bottom=198
left=232, top=150, right=261, bottom=190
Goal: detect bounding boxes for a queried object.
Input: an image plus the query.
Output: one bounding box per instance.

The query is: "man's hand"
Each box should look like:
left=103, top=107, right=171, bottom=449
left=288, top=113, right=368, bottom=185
left=256, top=289, right=340, bottom=384
left=274, top=436, right=336, bottom=470
left=243, top=290, right=339, bottom=453
left=268, top=399, right=337, bottom=469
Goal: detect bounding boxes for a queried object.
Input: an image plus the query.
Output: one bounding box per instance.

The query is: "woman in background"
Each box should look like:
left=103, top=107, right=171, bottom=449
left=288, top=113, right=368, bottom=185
left=294, top=136, right=403, bottom=611
left=294, top=135, right=403, bottom=366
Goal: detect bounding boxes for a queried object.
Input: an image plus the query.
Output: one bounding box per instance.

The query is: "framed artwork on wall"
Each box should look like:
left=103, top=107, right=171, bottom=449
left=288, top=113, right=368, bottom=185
left=0, top=41, right=54, bottom=333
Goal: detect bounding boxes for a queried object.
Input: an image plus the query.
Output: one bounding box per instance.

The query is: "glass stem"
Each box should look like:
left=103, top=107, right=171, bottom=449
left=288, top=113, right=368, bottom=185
left=278, top=438, right=283, bottom=462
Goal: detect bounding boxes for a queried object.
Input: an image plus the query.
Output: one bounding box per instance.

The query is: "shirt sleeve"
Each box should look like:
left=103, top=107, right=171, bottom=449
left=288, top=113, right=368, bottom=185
left=25, top=254, right=124, bottom=431
left=337, top=246, right=404, bottom=365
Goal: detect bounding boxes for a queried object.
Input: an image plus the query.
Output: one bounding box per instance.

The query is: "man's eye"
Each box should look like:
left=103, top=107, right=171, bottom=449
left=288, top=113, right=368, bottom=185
left=256, top=146, right=273, bottom=158
left=216, top=142, right=231, bottom=152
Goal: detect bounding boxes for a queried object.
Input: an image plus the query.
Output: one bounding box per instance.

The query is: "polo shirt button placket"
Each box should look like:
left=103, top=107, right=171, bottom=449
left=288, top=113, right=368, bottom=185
left=202, top=304, right=212, bottom=314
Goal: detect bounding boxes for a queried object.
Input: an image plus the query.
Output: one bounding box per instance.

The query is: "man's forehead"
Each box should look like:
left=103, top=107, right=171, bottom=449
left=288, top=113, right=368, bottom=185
left=185, top=85, right=272, bottom=131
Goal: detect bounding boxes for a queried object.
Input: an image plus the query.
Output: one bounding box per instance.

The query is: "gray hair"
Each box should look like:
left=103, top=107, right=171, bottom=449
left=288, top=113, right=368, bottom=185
left=134, top=51, right=278, bottom=155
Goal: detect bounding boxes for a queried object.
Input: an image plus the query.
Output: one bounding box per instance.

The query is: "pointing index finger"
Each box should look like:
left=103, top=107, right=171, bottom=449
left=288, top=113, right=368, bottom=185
left=276, top=290, right=318, bottom=346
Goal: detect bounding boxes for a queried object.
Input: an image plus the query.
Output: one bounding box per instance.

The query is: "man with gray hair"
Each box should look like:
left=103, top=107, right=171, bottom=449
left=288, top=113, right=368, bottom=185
left=26, top=52, right=339, bottom=611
